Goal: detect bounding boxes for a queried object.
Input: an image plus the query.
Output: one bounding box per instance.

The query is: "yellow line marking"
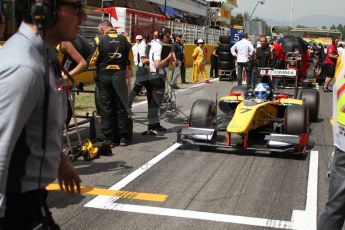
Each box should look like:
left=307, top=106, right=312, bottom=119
left=46, top=184, right=167, bottom=202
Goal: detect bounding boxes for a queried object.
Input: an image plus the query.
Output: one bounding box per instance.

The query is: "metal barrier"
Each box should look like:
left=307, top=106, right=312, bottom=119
left=166, top=21, right=230, bottom=44
left=80, top=12, right=230, bottom=44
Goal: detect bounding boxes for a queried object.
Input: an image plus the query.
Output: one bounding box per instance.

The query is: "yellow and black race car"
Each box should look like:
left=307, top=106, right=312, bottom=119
left=178, top=74, right=320, bottom=155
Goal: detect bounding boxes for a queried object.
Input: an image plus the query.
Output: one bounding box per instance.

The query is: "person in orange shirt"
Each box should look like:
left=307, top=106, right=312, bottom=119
left=192, top=39, right=209, bottom=83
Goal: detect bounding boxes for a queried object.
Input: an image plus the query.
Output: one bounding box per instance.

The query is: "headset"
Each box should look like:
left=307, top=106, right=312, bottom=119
left=31, top=0, right=58, bottom=30
left=158, top=27, right=171, bottom=40
left=29, top=0, right=59, bottom=190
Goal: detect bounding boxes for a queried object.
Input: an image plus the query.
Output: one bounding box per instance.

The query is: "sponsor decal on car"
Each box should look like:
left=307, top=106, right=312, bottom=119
left=260, top=69, right=297, bottom=76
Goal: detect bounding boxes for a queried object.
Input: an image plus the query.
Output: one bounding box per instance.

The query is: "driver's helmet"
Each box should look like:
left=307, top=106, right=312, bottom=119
left=254, top=83, right=271, bottom=99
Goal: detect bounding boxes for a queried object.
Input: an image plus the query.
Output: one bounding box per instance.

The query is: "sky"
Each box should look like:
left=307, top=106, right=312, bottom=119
left=232, top=0, right=344, bottom=24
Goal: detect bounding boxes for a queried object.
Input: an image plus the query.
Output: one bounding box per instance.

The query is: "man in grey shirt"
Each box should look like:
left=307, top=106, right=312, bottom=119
left=0, top=0, right=86, bottom=228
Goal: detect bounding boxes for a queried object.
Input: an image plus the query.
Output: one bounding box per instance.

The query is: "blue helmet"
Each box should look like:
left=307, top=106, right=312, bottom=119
left=254, top=83, right=271, bottom=99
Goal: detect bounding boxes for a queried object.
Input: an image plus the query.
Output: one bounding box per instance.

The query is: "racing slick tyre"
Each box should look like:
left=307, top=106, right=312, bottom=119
left=218, top=52, right=235, bottom=62
left=299, top=89, right=320, bottom=122
left=218, top=44, right=232, bottom=52
left=231, top=69, right=237, bottom=80
left=189, top=99, right=216, bottom=128
left=230, top=86, right=248, bottom=97
left=219, top=35, right=231, bottom=44
left=219, top=61, right=235, bottom=70
left=284, top=105, right=308, bottom=135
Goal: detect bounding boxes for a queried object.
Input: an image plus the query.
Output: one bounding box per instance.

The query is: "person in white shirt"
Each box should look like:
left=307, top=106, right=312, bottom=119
left=128, top=34, right=150, bottom=109
left=231, top=33, right=254, bottom=86
left=131, top=35, right=142, bottom=66
left=147, top=27, right=173, bottom=134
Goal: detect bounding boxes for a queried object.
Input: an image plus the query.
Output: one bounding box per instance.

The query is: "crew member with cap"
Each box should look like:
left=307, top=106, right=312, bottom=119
left=192, top=38, right=209, bottom=84
left=128, top=34, right=150, bottom=109
left=89, top=20, right=132, bottom=147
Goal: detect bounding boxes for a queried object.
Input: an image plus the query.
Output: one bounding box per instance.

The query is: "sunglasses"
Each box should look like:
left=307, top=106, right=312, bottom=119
left=59, top=1, right=86, bottom=15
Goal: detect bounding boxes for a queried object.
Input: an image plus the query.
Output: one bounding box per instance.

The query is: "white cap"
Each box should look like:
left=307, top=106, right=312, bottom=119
left=197, top=38, right=204, bottom=44
left=136, top=35, right=143, bottom=40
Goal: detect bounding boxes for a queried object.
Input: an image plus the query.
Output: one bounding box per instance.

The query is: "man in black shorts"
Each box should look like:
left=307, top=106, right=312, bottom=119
left=323, top=38, right=339, bottom=92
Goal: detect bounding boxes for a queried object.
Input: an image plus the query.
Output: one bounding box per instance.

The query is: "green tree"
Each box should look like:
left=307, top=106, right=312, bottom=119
left=322, top=26, right=328, bottom=29
left=231, top=13, right=244, bottom=27
left=336, top=24, right=343, bottom=31
left=243, top=12, right=250, bottom=21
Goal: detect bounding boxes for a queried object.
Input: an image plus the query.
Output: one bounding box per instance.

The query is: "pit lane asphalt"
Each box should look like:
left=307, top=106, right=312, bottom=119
left=49, top=80, right=334, bottom=230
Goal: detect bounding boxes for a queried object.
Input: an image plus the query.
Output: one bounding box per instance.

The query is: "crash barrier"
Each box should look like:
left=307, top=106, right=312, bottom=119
left=165, top=21, right=230, bottom=45
left=218, top=35, right=236, bottom=81
left=80, top=9, right=229, bottom=45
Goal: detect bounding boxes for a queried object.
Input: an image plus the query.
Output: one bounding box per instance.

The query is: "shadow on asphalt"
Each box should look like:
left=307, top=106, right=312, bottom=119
left=131, top=133, right=168, bottom=145
left=72, top=160, right=133, bottom=176
left=48, top=191, right=85, bottom=209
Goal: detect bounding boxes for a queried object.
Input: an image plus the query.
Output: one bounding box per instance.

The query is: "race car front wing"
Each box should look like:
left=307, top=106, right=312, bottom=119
left=177, top=127, right=306, bottom=154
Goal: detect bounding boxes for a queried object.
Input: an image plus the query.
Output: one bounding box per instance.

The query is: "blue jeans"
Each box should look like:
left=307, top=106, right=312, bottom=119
left=318, top=147, right=345, bottom=230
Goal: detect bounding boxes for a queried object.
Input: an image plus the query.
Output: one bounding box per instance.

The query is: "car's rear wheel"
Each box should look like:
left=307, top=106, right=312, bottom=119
left=284, top=105, right=308, bottom=134
left=299, top=89, right=320, bottom=122
left=189, top=99, right=216, bottom=128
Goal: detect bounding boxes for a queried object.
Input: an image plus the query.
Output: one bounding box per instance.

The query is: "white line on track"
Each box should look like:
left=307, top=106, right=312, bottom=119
left=85, top=143, right=182, bottom=205
left=291, top=150, right=319, bottom=230
left=85, top=202, right=293, bottom=229
left=86, top=144, right=319, bottom=229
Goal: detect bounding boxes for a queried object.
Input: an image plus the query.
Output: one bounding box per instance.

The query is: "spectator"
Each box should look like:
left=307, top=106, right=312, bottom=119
left=318, top=49, right=345, bottom=230
left=146, top=27, right=173, bottom=134
left=0, top=0, right=86, bottom=228
left=322, top=38, right=339, bottom=92
left=170, top=33, right=184, bottom=89
left=192, top=38, right=209, bottom=84
left=231, top=33, right=254, bottom=86
left=89, top=20, right=132, bottom=147
left=210, top=42, right=219, bottom=78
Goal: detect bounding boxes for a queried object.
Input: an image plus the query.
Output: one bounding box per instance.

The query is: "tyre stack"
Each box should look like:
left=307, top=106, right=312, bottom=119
left=218, top=35, right=236, bottom=81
